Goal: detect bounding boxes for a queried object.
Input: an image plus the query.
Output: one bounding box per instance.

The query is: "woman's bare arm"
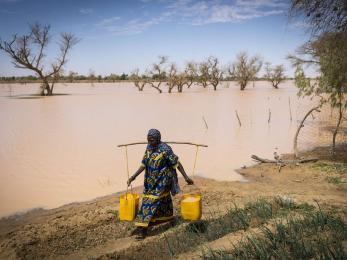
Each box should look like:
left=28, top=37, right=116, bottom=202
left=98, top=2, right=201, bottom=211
left=177, top=161, right=194, bottom=185
left=127, top=165, right=145, bottom=186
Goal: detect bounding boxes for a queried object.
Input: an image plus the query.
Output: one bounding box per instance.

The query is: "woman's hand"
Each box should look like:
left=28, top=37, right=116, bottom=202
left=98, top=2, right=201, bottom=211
left=127, top=175, right=135, bottom=186
left=185, top=177, right=194, bottom=185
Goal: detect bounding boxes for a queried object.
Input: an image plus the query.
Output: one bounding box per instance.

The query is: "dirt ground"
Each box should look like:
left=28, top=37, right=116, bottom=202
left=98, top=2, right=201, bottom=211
left=0, top=145, right=346, bottom=259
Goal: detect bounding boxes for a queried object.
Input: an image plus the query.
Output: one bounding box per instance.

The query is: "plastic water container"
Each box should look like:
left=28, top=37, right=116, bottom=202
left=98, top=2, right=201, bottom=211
left=119, top=193, right=139, bottom=221
left=180, top=194, right=202, bottom=220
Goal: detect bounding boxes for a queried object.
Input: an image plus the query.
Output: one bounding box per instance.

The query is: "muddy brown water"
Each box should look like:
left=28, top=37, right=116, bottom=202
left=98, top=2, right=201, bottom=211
left=0, top=81, right=343, bottom=217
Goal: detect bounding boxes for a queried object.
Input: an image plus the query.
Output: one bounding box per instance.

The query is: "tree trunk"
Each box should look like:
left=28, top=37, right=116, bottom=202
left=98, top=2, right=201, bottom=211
left=39, top=84, right=45, bottom=96
left=41, top=78, right=52, bottom=96
left=150, top=82, right=162, bottom=93
left=332, top=102, right=343, bottom=155
left=47, top=87, right=53, bottom=96
left=48, top=82, right=54, bottom=96
left=293, top=105, right=321, bottom=158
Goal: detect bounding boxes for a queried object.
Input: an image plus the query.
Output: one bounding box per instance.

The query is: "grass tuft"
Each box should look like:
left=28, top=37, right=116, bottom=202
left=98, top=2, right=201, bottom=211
left=326, top=176, right=345, bottom=185
left=313, top=162, right=347, bottom=175
left=202, top=206, right=347, bottom=259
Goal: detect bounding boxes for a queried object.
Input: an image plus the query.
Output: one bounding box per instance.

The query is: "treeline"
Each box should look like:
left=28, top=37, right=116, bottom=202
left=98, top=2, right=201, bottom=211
left=0, top=70, right=292, bottom=85
left=0, top=51, right=292, bottom=92
left=0, top=73, right=131, bottom=83
left=129, top=53, right=289, bottom=93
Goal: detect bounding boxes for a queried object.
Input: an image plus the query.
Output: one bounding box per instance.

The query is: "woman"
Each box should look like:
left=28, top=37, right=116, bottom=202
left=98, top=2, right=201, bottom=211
left=127, top=129, right=194, bottom=239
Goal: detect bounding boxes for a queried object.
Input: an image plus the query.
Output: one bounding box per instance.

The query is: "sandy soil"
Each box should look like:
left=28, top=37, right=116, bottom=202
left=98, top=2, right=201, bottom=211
left=0, top=145, right=346, bottom=259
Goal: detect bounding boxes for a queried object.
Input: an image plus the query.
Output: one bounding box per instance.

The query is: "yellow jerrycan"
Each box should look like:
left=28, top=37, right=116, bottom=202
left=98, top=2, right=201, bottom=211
left=180, top=194, right=202, bottom=220
left=119, top=193, right=139, bottom=221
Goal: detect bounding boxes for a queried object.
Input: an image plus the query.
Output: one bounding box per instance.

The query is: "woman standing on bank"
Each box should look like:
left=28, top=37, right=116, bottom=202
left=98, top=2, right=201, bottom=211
left=127, top=129, right=193, bottom=239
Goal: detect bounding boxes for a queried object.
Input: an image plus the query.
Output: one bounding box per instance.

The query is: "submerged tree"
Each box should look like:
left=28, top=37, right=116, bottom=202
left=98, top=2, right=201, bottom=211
left=197, top=56, right=223, bottom=90
left=184, top=61, right=198, bottom=88
left=88, top=69, right=96, bottom=86
left=146, top=55, right=168, bottom=93
left=167, top=63, right=178, bottom=93
left=130, top=68, right=147, bottom=91
left=264, top=62, right=285, bottom=89
left=167, top=63, right=191, bottom=93
left=207, top=56, right=223, bottom=91
left=0, top=23, right=78, bottom=96
left=230, top=52, right=262, bottom=90
left=288, top=0, right=347, bottom=155
left=67, top=71, right=78, bottom=83
left=197, top=61, right=210, bottom=89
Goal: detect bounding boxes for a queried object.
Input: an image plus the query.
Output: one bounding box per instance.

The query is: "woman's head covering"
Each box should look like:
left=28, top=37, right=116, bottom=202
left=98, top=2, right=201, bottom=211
left=147, top=129, right=162, bottom=151
left=147, top=129, right=161, bottom=142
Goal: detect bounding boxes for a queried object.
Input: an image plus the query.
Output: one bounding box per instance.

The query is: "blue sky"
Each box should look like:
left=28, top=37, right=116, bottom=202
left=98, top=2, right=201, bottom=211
left=0, top=0, right=311, bottom=77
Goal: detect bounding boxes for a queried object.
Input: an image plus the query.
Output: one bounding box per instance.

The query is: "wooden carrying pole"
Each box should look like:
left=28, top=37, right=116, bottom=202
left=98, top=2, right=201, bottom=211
left=119, top=142, right=208, bottom=183
left=118, top=141, right=208, bottom=148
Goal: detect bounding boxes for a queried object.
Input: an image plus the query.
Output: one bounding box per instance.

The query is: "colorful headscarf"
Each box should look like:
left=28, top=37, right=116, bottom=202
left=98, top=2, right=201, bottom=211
left=147, top=129, right=161, bottom=143
left=147, top=129, right=169, bottom=153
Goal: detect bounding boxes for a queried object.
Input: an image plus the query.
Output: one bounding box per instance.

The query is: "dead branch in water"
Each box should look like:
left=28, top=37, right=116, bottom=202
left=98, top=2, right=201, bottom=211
left=202, top=116, right=208, bottom=130
left=251, top=155, right=318, bottom=164
left=235, top=110, right=242, bottom=127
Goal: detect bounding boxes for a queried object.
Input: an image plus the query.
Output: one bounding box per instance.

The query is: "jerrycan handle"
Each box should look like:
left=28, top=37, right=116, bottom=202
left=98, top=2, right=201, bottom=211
left=182, top=181, right=201, bottom=196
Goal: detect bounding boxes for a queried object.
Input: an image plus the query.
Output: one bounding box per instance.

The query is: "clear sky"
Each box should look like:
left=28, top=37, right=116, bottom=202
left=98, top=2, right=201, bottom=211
left=0, top=0, right=311, bottom=77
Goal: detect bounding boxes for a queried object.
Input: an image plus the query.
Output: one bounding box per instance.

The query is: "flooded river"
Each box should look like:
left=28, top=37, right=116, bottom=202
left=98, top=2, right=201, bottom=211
left=0, top=81, right=343, bottom=217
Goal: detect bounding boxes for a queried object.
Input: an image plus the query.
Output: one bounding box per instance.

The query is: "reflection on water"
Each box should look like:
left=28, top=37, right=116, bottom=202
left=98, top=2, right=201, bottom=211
left=0, top=82, right=344, bottom=217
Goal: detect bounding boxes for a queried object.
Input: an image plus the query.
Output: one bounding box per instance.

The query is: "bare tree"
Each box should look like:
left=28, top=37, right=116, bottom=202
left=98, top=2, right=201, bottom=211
left=264, top=62, right=285, bottom=89
left=67, top=71, right=78, bottom=83
left=184, top=61, right=198, bottom=88
left=167, top=63, right=192, bottom=93
left=130, top=68, right=147, bottom=91
left=167, top=63, right=178, bottom=93
left=207, top=56, right=223, bottom=91
left=0, top=23, right=78, bottom=96
left=197, top=61, right=210, bottom=88
left=146, top=55, right=168, bottom=93
left=175, top=73, right=188, bottom=93
left=230, top=52, right=262, bottom=90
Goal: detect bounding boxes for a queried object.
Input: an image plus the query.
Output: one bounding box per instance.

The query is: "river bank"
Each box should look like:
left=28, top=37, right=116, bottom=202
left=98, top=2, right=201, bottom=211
left=0, top=144, right=346, bottom=259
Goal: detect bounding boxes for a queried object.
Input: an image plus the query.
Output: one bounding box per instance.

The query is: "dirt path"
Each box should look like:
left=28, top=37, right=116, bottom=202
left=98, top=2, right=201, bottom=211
left=0, top=145, right=346, bottom=259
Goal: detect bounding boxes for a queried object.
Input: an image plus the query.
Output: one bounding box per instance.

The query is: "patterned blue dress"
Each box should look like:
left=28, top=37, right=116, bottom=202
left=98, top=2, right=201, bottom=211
left=135, top=142, right=179, bottom=227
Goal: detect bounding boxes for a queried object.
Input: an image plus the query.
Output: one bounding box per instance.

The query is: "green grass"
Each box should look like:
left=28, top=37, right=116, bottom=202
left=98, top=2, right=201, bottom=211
left=155, top=197, right=306, bottom=257
left=326, top=176, right=345, bottom=185
left=202, top=207, right=347, bottom=259
left=313, top=162, right=347, bottom=175
left=105, top=198, right=346, bottom=260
